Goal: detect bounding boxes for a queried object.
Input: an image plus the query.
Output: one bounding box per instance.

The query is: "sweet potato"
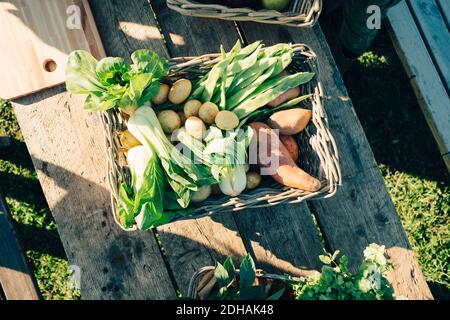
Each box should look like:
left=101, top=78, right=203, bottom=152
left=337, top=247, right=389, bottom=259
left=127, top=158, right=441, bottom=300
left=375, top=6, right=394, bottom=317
left=267, top=86, right=301, bottom=107
left=249, top=122, right=321, bottom=192
left=279, top=135, right=299, bottom=162
left=267, top=71, right=300, bottom=107
left=267, top=108, right=312, bottom=135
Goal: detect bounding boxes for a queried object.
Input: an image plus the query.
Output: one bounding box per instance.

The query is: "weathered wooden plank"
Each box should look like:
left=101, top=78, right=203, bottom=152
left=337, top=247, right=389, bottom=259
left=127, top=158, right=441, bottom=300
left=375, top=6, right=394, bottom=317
left=238, top=21, right=433, bottom=299
left=387, top=1, right=450, bottom=172
left=152, top=0, right=325, bottom=281
left=0, top=189, right=41, bottom=300
left=407, top=0, right=450, bottom=93
left=436, top=0, right=450, bottom=28
left=12, top=0, right=177, bottom=299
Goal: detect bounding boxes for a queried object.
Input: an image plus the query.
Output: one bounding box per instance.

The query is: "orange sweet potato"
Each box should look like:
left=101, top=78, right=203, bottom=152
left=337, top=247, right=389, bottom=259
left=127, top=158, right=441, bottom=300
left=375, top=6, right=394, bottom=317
left=279, top=135, right=299, bottom=162
left=249, top=122, right=321, bottom=192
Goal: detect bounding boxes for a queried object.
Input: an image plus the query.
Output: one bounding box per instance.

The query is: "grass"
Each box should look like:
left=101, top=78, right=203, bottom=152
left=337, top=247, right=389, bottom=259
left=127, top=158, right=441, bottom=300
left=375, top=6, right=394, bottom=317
left=0, top=25, right=448, bottom=299
left=340, top=30, right=450, bottom=298
left=0, top=99, right=80, bottom=300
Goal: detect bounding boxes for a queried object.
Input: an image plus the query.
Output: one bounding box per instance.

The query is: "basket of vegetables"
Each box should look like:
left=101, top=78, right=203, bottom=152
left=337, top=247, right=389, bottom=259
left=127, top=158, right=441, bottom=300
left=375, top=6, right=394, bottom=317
left=187, top=256, right=297, bottom=300
left=166, top=0, right=322, bottom=28
left=188, top=244, right=397, bottom=300
left=66, top=41, right=340, bottom=231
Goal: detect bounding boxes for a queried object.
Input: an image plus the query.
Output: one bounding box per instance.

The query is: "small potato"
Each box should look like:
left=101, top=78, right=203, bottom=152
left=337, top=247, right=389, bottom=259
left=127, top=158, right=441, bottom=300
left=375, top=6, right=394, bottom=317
left=184, top=99, right=202, bottom=118
left=152, top=83, right=170, bottom=105
left=169, top=79, right=192, bottom=104
left=246, top=172, right=262, bottom=190
left=215, top=110, right=239, bottom=131
left=158, top=110, right=181, bottom=134
left=185, top=116, right=206, bottom=140
left=279, top=135, right=299, bottom=162
left=199, top=102, right=219, bottom=124
left=120, top=130, right=141, bottom=149
left=192, top=186, right=212, bottom=203
left=267, top=108, right=312, bottom=135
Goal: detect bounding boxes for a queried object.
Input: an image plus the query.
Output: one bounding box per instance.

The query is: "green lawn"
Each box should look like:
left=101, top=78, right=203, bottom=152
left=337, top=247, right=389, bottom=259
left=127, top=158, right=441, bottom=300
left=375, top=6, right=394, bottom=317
left=0, top=27, right=448, bottom=299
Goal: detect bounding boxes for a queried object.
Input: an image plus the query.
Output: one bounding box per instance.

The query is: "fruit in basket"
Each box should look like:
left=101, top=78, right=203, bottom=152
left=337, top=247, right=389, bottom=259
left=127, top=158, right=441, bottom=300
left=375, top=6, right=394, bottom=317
left=158, top=110, right=181, bottom=134
left=215, top=110, right=239, bottom=130
left=267, top=86, right=300, bottom=107
left=191, top=185, right=212, bottom=203
left=152, top=83, right=170, bottom=105
left=249, top=122, right=321, bottom=192
left=184, top=99, right=202, bottom=118
left=199, top=102, right=220, bottom=124
left=262, top=0, right=291, bottom=11
left=169, top=79, right=192, bottom=104
left=279, top=135, right=299, bottom=162
left=185, top=116, right=207, bottom=140
left=246, top=172, right=262, bottom=190
left=267, top=108, right=312, bottom=135
left=119, top=129, right=141, bottom=150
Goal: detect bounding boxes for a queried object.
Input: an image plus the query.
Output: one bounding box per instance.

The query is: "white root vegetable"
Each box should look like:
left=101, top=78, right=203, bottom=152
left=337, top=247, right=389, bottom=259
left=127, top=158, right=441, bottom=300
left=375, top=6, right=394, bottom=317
left=157, top=110, right=181, bottom=134
left=184, top=99, right=202, bottom=118
left=191, top=185, right=212, bottom=202
left=169, top=79, right=192, bottom=104
left=215, top=110, right=239, bottom=130
left=152, top=83, right=170, bottom=105
left=185, top=116, right=206, bottom=140
left=199, top=102, right=219, bottom=124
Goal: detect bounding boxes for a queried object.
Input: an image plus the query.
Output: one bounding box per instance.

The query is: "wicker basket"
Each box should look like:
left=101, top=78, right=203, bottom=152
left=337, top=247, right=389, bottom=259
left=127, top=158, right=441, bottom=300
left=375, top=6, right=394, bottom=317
left=101, top=44, right=341, bottom=231
left=187, top=266, right=303, bottom=299
left=166, top=0, right=322, bottom=28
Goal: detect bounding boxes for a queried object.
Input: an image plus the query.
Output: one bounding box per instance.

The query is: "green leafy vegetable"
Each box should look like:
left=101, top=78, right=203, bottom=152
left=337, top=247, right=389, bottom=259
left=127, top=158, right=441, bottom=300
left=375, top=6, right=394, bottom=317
left=127, top=106, right=216, bottom=208
left=117, top=145, right=164, bottom=230
left=66, top=49, right=168, bottom=113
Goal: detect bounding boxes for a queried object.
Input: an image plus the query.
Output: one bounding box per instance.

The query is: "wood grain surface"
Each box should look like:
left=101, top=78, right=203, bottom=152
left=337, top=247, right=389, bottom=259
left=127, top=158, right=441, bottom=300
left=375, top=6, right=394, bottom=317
left=0, top=0, right=105, bottom=99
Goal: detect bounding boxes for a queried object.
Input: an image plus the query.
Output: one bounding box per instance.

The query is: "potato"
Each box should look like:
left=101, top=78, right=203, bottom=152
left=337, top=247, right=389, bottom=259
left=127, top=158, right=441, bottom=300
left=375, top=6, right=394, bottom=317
left=120, top=129, right=141, bottom=149
left=199, top=102, right=219, bottom=124
left=215, top=110, right=239, bottom=131
left=246, top=172, right=262, bottom=190
left=185, top=116, right=206, bottom=140
left=191, top=186, right=211, bottom=203
left=152, top=83, right=170, bottom=105
left=158, top=110, right=181, bottom=134
left=169, top=79, right=192, bottom=104
left=279, top=135, right=299, bottom=162
left=267, top=108, right=312, bottom=135
left=184, top=99, right=202, bottom=118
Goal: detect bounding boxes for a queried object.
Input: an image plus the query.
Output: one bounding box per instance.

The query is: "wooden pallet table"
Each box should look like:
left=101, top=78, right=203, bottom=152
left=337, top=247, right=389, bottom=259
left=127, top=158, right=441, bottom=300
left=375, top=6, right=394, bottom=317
left=10, top=0, right=432, bottom=299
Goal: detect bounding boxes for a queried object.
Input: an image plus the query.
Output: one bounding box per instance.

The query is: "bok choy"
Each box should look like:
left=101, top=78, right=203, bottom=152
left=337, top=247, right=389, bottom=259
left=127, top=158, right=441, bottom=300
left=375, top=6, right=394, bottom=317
left=66, top=49, right=169, bottom=114
left=127, top=105, right=216, bottom=208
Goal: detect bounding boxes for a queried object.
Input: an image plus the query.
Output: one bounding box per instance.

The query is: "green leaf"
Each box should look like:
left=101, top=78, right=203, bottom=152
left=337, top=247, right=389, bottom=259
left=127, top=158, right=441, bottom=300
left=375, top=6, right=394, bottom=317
left=319, top=255, right=332, bottom=265
left=223, top=257, right=236, bottom=280
left=66, top=50, right=105, bottom=94
left=215, top=262, right=231, bottom=288
left=239, top=255, right=256, bottom=288
left=266, top=288, right=285, bottom=300
left=131, top=49, right=169, bottom=78
left=96, top=57, right=130, bottom=85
